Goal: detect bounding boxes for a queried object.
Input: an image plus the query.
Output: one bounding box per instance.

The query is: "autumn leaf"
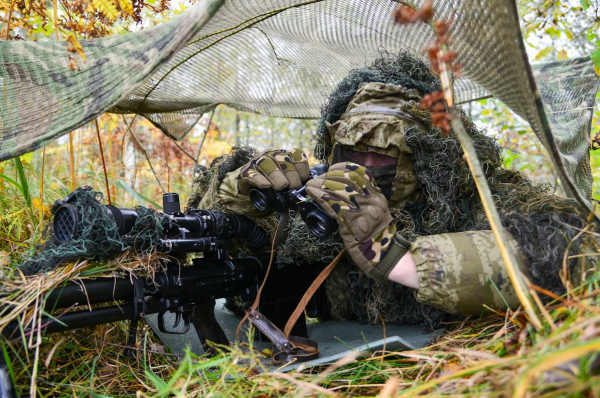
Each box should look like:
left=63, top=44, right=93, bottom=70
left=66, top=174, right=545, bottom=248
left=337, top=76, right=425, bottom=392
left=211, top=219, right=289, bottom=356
left=565, top=29, right=574, bottom=41
left=117, top=0, right=133, bottom=16
left=534, top=46, right=554, bottom=61
left=68, top=56, right=80, bottom=71
left=66, top=34, right=86, bottom=63
left=92, top=0, right=119, bottom=21
left=557, top=50, right=568, bottom=60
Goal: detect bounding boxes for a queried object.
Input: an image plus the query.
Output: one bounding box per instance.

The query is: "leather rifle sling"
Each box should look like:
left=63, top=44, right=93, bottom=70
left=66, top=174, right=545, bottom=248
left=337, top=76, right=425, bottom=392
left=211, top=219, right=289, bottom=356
left=247, top=249, right=345, bottom=364
left=236, top=210, right=345, bottom=364
left=283, top=248, right=345, bottom=338
left=236, top=210, right=288, bottom=348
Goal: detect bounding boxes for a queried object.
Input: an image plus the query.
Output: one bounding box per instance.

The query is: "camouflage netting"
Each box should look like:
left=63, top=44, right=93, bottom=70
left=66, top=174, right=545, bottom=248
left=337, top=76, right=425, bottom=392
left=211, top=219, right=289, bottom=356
left=21, top=189, right=167, bottom=275
left=0, top=0, right=598, bottom=214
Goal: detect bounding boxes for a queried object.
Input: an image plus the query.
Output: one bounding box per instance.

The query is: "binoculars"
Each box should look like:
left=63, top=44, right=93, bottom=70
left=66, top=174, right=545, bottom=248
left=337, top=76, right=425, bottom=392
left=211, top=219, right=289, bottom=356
left=249, top=164, right=337, bottom=239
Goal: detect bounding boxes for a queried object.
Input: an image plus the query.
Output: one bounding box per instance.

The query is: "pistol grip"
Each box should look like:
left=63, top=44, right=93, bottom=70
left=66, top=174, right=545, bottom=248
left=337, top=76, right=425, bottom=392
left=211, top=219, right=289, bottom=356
left=191, top=300, right=229, bottom=354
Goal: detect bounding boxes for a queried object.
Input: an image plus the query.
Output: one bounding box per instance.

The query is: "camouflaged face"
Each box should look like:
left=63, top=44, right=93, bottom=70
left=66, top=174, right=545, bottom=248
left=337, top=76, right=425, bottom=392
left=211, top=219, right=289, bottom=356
left=237, top=149, right=309, bottom=195
left=411, top=230, right=530, bottom=315
left=306, top=162, right=397, bottom=280
left=326, top=82, right=429, bottom=208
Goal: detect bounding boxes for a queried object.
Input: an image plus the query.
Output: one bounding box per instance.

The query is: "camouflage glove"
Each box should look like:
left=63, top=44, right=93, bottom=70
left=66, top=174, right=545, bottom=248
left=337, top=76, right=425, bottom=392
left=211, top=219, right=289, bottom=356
left=306, top=162, right=411, bottom=283
left=237, top=149, right=310, bottom=195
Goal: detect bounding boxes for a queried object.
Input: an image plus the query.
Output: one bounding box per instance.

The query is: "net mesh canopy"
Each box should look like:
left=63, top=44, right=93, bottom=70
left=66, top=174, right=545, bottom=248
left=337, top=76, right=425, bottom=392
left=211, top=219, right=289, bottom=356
left=0, top=0, right=598, bottom=210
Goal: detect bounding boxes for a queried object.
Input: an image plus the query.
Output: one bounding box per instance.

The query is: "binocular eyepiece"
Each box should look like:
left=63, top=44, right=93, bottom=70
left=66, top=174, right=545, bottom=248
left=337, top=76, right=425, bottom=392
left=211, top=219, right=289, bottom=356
left=249, top=164, right=337, bottom=240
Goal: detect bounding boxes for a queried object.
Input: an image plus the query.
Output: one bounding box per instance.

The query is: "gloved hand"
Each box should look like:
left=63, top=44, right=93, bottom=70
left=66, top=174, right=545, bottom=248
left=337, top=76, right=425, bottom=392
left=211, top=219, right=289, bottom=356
left=305, top=162, right=411, bottom=283
left=238, top=149, right=310, bottom=195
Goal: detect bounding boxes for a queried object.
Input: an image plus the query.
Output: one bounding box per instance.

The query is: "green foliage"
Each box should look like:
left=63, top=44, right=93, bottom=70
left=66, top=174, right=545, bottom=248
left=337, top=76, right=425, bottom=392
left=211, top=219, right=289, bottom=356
left=592, top=49, right=600, bottom=69
left=13, top=158, right=31, bottom=209
left=520, top=0, right=600, bottom=74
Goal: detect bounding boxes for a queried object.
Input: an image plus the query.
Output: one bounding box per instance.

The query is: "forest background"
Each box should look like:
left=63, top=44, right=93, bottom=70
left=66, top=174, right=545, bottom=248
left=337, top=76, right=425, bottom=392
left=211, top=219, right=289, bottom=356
left=1, top=0, right=600, bottom=396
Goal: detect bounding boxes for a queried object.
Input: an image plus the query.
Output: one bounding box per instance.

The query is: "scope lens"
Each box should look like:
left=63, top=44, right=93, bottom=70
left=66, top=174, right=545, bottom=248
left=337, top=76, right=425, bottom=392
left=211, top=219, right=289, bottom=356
left=53, top=204, right=79, bottom=243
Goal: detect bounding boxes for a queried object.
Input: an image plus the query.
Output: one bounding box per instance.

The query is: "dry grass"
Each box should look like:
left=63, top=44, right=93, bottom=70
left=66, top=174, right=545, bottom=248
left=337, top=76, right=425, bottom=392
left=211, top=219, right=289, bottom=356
left=1, top=263, right=599, bottom=397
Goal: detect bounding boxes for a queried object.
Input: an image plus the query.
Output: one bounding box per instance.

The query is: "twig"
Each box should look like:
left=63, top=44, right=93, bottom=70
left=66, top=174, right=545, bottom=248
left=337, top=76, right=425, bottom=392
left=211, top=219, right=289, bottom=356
left=95, top=119, right=112, bottom=205
left=121, top=115, right=166, bottom=193
left=195, top=109, right=215, bottom=164
left=53, top=0, right=60, bottom=40
left=68, top=132, right=76, bottom=191
left=450, top=109, right=542, bottom=330
left=3, top=0, right=14, bottom=40
left=39, top=147, right=46, bottom=221
left=170, top=139, right=196, bottom=162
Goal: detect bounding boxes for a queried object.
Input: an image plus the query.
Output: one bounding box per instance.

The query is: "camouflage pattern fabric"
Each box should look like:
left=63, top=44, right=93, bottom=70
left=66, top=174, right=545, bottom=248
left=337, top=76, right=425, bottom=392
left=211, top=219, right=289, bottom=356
left=532, top=58, right=600, bottom=201
left=237, top=149, right=309, bottom=195
left=0, top=0, right=223, bottom=161
left=202, top=169, right=265, bottom=218
left=327, top=82, right=429, bottom=208
left=305, top=162, right=398, bottom=282
left=411, top=230, right=530, bottom=315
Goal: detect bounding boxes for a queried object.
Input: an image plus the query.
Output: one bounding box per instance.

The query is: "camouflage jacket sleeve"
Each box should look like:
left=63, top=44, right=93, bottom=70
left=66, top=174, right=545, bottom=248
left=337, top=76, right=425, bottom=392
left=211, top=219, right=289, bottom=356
left=411, top=230, right=531, bottom=315
left=198, top=167, right=265, bottom=217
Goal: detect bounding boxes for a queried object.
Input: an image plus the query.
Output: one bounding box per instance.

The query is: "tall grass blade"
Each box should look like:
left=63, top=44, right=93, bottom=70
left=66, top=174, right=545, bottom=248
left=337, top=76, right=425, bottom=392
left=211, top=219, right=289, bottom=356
left=13, top=157, right=31, bottom=209
left=116, top=179, right=162, bottom=209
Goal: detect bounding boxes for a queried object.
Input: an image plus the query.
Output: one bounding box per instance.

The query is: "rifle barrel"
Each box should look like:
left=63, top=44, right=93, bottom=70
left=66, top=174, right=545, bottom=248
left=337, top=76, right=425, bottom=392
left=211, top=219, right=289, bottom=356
left=46, top=278, right=136, bottom=309
left=3, top=304, right=135, bottom=339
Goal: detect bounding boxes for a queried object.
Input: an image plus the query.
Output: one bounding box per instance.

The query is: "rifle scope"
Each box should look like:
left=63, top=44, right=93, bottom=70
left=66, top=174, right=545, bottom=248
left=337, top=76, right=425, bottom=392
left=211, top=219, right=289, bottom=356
left=249, top=164, right=336, bottom=240
left=51, top=188, right=267, bottom=250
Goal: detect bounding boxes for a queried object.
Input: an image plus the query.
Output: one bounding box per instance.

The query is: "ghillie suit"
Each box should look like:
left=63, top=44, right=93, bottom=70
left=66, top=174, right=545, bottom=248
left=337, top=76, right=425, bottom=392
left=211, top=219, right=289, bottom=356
left=187, top=146, right=258, bottom=211
left=191, top=52, right=597, bottom=330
